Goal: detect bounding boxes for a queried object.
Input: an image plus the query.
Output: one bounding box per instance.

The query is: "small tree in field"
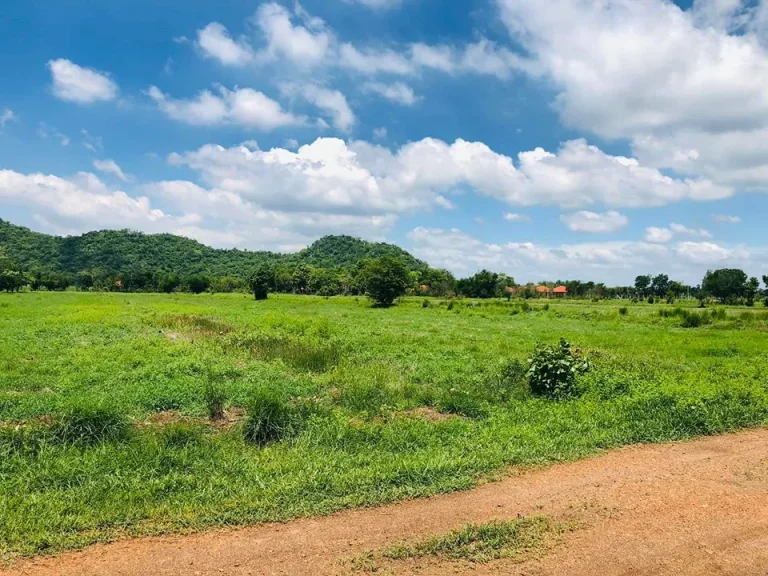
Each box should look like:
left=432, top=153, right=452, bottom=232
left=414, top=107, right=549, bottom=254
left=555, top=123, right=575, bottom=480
left=249, top=264, right=275, bottom=301
left=360, top=256, right=410, bottom=307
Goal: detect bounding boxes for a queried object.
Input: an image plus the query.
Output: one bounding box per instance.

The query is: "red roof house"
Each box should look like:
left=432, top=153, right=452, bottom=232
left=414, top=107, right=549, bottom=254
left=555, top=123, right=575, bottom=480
left=553, top=285, right=568, bottom=296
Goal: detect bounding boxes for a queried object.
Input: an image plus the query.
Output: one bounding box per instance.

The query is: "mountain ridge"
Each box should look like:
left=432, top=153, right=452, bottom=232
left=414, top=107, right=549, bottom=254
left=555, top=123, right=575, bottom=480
left=0, top=219, right=428, bottom=276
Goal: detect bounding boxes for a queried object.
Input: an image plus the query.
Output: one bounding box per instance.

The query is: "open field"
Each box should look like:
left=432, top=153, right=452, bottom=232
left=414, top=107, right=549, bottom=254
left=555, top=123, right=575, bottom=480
left=2, top=292, right=768, bottom=563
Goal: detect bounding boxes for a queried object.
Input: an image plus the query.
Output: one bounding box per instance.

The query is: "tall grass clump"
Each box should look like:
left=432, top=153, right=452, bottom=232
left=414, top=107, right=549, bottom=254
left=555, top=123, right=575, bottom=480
left=203, top=379, right=226, bottom=421
left=243, top=387, right=301, bottom=446
left=228, top=333, right=342, bottom=373
left=618, top=307, right=628, bottom=316
left=52, top=402, right=129, bottom=446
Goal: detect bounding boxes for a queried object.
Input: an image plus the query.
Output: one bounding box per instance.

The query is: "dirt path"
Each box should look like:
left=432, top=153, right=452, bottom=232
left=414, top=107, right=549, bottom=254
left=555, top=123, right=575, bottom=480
left=5, top=428, right=768, bottom=576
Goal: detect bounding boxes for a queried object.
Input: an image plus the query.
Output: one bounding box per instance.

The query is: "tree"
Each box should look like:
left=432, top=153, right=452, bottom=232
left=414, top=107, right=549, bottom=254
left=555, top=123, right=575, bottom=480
left=249, top=264, right=275, bottom=300
left=745, top=276, right=760, bottom=307
left=763, top=275, right=768, bottom=290
left=651, top=274, right=670, bottom=297
left=360, top=256, right=410, bottom=307
left=634, top=275, right=651, bottom=297
left=702, top=269, right=748, bottom=302
left=184, top=275, right=210, bottom=294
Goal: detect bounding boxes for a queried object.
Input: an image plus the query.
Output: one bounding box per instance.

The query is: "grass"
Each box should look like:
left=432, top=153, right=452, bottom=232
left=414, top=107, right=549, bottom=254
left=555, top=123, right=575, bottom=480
left=1, top=292, right=768, bottom=561
left=383, top=516, right=565, bottom=563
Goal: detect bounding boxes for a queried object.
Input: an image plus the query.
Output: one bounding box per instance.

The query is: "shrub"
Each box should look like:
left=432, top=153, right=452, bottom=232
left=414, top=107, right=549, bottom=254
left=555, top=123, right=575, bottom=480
left=542, top=303, right=550, bottom=311
left=422, top=299, right=430, bottom=308
left=203, top=380, right=226, bottom=421
left=527, top=339, right=591, bottom=399
left=520, top=301, right=531, bottom=313
left=679, top=311, right=713, bottom=328
left=360, top=256, right=410, bottom=307
left=52, top=403, right=129, bottom=446
left=618, top=307, right=628, bottom=316
left=244, top=387, right=300, bottom=446
left=447, top=300, right=455, bottom=311
left=647, top=296, right=655, bottom=304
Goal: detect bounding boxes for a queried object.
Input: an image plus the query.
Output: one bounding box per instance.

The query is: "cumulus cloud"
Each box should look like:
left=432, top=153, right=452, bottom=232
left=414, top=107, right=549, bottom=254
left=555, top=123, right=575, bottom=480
left=407, top=226, right=764, bottom=285
left=47, top=59, right=118, bottom=104
left=503, top=212, right=530, bottom=222
left=196, top=22, right=254, bottom=66
left=93, top=159, right=129, bottom=182
left=497, top=0, right=768, bottom=191
left=645, top=222, right=712, bottom=243
left=363, top=81, right=418, bottom=105
left=147, top=85, right=303, bottom=130
left=560, top=210, right=628, bottom=233
left=279, top=84, right=355, bottom=132
left=254, top=2, right=332, bottom=66
left=166, top=136, right=732, bottom=220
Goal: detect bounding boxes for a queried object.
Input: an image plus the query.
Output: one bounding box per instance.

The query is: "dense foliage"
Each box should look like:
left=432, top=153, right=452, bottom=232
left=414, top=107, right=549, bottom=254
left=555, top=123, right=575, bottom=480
left=359, top=256, right=411, bottom=307
left=527, top=338, right=591, bottom=398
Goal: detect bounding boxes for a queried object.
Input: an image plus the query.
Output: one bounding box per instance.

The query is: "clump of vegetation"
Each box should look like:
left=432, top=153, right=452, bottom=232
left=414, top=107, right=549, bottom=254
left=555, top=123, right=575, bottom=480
left=161, top=422, right=204, bottom=448
left=438, top=388, right=489, bottom=419
left=228, top=333, right=342, bottom=373
left=203, top=379, right=226, bottom=421
left=619, top=307, right=628, bottom=316
left=422, top=298, right=430, bottom=308
left=243, top=387, right=301, bottom=447
left=527, top=339, right=591, bottom=398
left=360, top=256, right=410, bottom=307
left=380, top=517, right=562, bottom=564
left=52, top=403, right=130, bottom=446
left=249, top=264, right=275, bottom=301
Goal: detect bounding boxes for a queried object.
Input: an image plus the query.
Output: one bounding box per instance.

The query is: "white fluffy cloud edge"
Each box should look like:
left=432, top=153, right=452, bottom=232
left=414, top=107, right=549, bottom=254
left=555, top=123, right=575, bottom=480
left=1, top=134, right=764, bottom=285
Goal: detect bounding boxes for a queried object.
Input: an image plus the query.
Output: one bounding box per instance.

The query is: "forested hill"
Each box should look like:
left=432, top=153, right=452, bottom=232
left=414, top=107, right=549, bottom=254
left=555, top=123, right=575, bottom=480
left=0, top=219, right=427, bottom=276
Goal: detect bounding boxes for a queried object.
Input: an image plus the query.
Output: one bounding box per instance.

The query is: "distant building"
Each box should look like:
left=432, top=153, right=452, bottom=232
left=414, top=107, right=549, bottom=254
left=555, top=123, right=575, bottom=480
left=553, top=285, right=568, bottom=297
left=536, top=285, right=550, bottom=297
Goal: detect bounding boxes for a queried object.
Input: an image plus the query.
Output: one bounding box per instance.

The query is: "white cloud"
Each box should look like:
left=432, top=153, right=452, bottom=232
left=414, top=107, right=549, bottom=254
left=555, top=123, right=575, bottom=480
left=196, top=22, right=254, bottom=66
left=714, top=214, right=742, bottom=223
left=147, top=85, right=303, bottom=130
left=644, top=226, right=675, bottom=244
left=0, top=109, right=15, bottom=128
left=47, top=59, right=118, bottom=104
left=560, top=210, right=628, bottom=233
left=0, top=170, right=189, bottom=233
left=279, top=84, right=355, bottom=132
left=339, top=43, right=415, bottom=75
left=254, top=2, right=331, bottom=66
left=669, top=222, right=713, bottom=238
left=81, top=129, right=103, bottom=152
left=497, top=0, right=768, bottom=191
left=37, top=122, right=70, bottom=146
left=93, top=159, right=129, bottom=182
left=342, top=0, right=404, bottom=9
left=363, top=81, right=418, bottom=105
left=407, top=227, right=764, bottom=284
left=645, top=222, right=712, bottom=243
left=503, top=212, right=530, bottom=222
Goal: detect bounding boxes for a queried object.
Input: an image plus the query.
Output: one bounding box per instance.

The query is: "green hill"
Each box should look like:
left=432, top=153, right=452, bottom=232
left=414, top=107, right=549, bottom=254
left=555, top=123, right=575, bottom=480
left=0, top=219, right=427, bottom=277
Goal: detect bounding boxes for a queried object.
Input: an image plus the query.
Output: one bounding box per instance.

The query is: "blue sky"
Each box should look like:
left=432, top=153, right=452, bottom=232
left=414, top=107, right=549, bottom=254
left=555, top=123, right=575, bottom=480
left=1, top=0, right=767, bottom=284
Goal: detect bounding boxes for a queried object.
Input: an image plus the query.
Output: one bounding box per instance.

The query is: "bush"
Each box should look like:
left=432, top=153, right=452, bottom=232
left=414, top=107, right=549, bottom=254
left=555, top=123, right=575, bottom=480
left=647, top=296, right=655, bottom=304
left=422, top=299, right=430, bottom=308
left=244, top=388, right=300, bottom=446
left=618, top=307, right=628, bottom=316
left=764, top=297, right=768, bottom=308
left=679, top=310, right=713, bottom=328
left=527, top=339, right=590, bottom=399
left=52, top=403, right=129, bottom=446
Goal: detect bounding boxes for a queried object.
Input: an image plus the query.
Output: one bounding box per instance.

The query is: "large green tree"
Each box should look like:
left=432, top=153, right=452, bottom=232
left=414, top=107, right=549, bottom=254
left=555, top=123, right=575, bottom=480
left=702, top=269, right=748, bottom=302
left=360, top=256, right=410, bottom=307
left=249, top=264, right=275, bottom=301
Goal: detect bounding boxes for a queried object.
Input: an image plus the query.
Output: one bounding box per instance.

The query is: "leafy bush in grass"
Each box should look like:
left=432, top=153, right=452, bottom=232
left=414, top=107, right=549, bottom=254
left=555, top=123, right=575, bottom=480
left=244, top=387, right=301, bottom=446
left=618, top=307, right=628, bottom=316
left=527, top=339, right=591, bottom=399
left=52, top=403, right=129, bottom=446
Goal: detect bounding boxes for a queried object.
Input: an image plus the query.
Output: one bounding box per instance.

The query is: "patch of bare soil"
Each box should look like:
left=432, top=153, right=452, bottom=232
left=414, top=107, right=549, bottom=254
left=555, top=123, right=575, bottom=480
left=4, top=428, right=768, bottom=576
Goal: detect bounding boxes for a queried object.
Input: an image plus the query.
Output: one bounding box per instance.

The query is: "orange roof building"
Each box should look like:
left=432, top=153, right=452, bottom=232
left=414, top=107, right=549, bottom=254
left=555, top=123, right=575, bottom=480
left=536, top=285, right=550, bottom=293
left=553, top=285, right=568, bottom=295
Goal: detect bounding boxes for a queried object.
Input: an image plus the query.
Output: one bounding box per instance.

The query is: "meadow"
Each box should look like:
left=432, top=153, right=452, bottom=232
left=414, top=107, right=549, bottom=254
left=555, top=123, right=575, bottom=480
left=1, top=292, right=768, bottom=562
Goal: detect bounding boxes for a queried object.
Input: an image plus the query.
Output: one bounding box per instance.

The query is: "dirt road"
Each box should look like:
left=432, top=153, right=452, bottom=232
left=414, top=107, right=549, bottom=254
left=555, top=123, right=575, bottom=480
left=5, top=428, right=768, bottom=576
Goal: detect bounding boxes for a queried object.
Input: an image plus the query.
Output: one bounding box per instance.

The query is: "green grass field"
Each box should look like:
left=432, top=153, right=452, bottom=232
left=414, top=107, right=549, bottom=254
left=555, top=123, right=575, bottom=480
left=2, top=292, right=768, bottom=561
